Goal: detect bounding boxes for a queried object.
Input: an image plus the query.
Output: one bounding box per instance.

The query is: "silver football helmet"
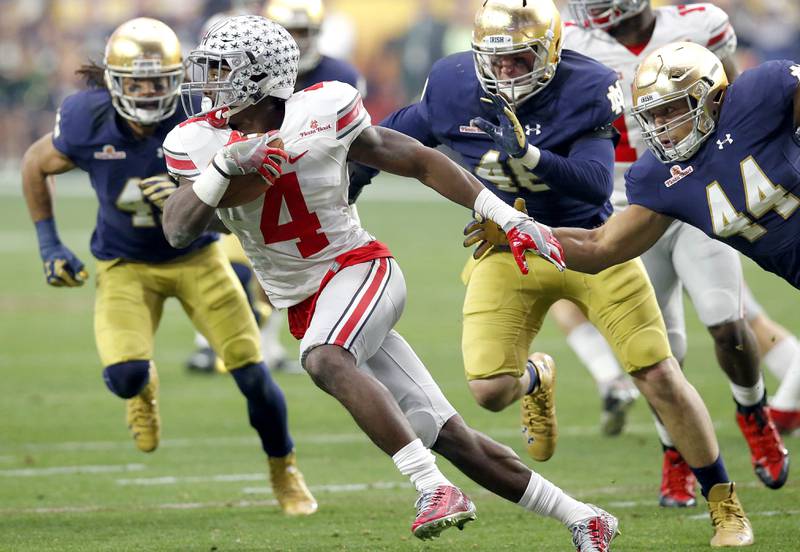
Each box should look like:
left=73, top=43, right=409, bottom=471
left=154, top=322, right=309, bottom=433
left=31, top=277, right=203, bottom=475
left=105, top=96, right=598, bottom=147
left=182, top=15, right=300, bottom=118
left=567, top=0, right=648, bottom=30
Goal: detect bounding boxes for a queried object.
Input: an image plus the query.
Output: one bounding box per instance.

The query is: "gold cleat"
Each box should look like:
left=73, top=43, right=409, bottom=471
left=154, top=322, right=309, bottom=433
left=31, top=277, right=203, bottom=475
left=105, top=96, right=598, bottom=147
left=269, top=451, right=318, bottom=516
left=126, top=363, right=160, bottom=453
left=521, top=352, right=557, bottom=461
left=707, top=482, right=754, bottom=548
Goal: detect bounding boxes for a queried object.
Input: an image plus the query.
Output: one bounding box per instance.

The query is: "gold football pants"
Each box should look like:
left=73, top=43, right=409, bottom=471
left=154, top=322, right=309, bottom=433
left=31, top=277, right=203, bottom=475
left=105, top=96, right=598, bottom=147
left=94, top=242, right=261, bottom=370
left=461, top=251, right=670, bottom=380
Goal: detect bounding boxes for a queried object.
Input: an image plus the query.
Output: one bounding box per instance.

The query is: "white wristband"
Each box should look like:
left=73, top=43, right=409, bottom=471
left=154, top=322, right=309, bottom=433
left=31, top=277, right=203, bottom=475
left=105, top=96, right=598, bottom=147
left=192, top=161, right=230, bottom=207
left=473, top=188, right=527, bottom=232
left=519, top=144, right=541, bottom=169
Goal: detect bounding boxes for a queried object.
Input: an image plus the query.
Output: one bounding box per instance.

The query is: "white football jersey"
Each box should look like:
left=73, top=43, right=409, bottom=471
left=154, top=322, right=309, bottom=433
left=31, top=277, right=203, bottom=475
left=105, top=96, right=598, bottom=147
left=563, top=3, right=736, bottom=209
left=163, top=81, right=375, bottom=308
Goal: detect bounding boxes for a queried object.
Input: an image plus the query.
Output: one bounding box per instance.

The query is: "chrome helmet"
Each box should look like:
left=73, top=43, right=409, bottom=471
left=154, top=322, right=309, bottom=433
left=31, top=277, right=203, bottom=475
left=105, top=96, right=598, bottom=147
left=631, top=41, right=728, bottom=163
left=182, top=15, right=300, bottom=118
left=103, top=18, right=183, bottom=125
left=472, top=0, right=563, bottom=109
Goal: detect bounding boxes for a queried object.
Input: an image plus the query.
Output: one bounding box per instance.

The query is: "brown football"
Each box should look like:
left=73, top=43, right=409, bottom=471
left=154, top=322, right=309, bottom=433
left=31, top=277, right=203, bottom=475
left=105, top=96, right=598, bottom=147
left=217, top=134, right=284, bottom=208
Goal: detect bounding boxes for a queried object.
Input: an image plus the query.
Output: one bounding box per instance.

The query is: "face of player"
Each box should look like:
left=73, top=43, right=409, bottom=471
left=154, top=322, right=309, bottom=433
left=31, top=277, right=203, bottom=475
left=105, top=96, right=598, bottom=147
left=489, top=51, right=535, bottom=80
left=647, top=98, right=693, bottom=146
left=121, top=77, right=171, bottom=102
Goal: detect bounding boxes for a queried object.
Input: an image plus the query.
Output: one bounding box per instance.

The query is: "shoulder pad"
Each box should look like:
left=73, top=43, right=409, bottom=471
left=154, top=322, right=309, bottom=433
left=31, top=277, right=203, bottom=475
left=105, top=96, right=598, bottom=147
left=163, top=116, right=234, bottom=180
left=54, top=89, right=113, bottom=149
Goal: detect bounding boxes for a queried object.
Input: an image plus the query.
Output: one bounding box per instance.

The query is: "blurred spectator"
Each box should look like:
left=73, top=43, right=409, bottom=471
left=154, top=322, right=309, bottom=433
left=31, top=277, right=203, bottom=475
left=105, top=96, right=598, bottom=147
left=1, top=0, right=797, bottom=167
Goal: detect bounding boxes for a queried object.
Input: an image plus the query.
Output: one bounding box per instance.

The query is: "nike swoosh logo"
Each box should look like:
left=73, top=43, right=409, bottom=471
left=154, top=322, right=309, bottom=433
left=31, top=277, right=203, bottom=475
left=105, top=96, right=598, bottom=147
left=288, top=150, right=309, bottom=164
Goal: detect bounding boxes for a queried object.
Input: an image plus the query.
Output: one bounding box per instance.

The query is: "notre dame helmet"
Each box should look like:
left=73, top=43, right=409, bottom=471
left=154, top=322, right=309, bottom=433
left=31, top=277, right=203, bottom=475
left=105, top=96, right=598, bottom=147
left=103, top=18, right=184, bottom=125
left=264, top=0, right=325, bottom=74
left=567, top=0, right=648, bottom=30
left=472, top=0, right=563, bottom=109
left=631, top=42, right=728, bottom=163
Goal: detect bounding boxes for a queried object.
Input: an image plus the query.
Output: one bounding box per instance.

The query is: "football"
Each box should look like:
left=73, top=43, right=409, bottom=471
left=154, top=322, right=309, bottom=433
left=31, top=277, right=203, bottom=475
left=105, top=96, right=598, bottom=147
left=217, top=133, right=284, bottom=208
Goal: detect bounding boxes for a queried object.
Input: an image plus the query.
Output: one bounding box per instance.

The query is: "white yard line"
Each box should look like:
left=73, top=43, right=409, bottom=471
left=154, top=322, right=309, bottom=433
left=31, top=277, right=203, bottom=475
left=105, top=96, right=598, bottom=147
left=0, top=463, right=145, bottom=477
left=2, top=423, right=668, bottom=455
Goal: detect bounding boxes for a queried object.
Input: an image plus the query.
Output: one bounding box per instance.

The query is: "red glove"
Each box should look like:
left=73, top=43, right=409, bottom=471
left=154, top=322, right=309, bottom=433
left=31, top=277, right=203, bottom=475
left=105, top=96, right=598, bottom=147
left=506, top=221, right=566, bottom=275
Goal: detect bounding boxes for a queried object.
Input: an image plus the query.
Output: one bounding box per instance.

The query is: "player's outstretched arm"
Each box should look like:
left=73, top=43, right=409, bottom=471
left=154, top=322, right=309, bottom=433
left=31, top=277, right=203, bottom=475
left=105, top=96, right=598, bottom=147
left=554, top=205, right=673, bottom=274
left=348, top=125, right=565, bottom=273
left=349, top=125, right=483, bottom=209
left=21, top=134, right=88, bottom=287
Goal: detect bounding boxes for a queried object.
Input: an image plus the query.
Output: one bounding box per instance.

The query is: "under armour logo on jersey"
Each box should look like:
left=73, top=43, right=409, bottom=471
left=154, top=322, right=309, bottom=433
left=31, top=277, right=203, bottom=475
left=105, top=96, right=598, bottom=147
left=607, top=82, right=625, bottom=115
left=525, top=124, right=541, bottom=136
left=716, top=133, right=733, bottom=150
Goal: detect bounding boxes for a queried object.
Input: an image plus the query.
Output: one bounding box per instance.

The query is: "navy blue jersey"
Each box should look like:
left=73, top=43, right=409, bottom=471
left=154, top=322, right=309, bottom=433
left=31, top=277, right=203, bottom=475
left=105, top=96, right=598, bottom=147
left=627, top=61, right=800, bottom=288
left=52, top=88, right=216, bottom=263
left=297, top=55, right=364, bottom=94
left=381, top=50, right=621, bottom=228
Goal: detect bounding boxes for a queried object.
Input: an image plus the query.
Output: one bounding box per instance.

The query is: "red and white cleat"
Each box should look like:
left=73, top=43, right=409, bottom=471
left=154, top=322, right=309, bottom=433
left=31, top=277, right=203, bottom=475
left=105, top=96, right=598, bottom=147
left=411, top=485, right=476, bottom=540
left=569, top=505, right=620, bottom=552
left=736, top=406, right=790, bottom=489
left=659, top=448, right=697, bottom=508
left=768, top=407, right=800, bottom=435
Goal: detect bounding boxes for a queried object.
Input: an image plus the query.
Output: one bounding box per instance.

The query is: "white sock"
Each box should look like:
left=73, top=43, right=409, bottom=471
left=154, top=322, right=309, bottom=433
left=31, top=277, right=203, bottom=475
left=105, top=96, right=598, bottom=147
left=260, top=312, right=288, bottom=365
left=730, top=375, right=765, bottom=407
left=764, top=335, right=799, bottom=381
left=517, top=471, right=595, bottom=527
left=566, top=322, right=623, bottom=395
left=194, top=332, right=210, bottom=349
left=772, top=355, right=800, bottom=410
left=653, top=417, right=674, bottom=448
left=392, top=439, right=451, bottom=493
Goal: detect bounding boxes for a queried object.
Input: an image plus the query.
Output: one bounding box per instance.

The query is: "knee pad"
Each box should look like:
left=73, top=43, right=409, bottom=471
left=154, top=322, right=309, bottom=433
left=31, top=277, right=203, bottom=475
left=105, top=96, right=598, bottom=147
left=103, top=360, right=150, bottom=399
left=219, top=334, right=261, bottom=371
left=406, top=410, right=445, bottom=448
left=624, top=327, right=672, bottom=372
left=695, top=290, right=741, bottom=328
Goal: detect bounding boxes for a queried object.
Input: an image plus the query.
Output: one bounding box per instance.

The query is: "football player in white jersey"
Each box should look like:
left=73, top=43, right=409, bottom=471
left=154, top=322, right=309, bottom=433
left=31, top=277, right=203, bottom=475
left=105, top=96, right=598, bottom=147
left=561, top=0, right=792, bottom=507
left=159, top=15, right=618, bottom=550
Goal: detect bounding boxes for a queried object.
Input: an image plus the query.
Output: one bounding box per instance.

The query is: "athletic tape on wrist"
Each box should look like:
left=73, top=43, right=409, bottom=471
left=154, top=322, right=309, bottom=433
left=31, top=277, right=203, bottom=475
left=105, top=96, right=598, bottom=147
left=192, top=161, right=230, bottom=207
left=474, top=188, right=526, bottom=231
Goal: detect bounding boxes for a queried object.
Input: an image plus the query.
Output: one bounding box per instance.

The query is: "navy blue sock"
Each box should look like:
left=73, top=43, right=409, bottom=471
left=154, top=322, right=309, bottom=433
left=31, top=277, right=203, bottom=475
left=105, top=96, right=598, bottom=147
left=103, top=360, right=150, bottom=399
left=231, top=362, right=293, bottom=458
left=525, top=360, right=540, bottom=395
left=691, top=455, right=730, bottom=498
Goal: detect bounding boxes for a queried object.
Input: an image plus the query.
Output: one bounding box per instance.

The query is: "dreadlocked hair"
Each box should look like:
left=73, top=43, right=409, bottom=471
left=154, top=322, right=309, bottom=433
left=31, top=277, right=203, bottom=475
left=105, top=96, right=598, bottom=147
left=76, top=61, right=107, bottom=89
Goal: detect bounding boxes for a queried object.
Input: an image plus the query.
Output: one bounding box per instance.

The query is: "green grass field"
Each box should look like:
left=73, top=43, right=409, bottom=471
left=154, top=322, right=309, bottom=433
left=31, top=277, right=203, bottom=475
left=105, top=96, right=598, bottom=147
left=0, top=174, right=798, bottom=551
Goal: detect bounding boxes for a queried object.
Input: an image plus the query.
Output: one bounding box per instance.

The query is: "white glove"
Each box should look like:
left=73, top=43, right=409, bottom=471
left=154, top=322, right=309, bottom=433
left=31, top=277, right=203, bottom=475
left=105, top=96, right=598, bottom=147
left=213, top=134, right=288, bottom=183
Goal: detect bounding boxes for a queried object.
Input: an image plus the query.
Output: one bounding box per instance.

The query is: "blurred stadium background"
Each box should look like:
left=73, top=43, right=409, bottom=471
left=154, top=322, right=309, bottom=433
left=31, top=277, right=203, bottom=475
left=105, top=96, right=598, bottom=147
left=1, top=1, right=798, bottom=550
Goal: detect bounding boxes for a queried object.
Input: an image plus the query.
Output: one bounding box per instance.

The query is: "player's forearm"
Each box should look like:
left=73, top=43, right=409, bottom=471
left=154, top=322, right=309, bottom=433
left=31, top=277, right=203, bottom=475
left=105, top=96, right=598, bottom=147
left=21, top=136, right=73, bottom=222
left=418, top=148, right=482, bottom=209
left=21, top=160, right=55, bottom=222
left=162, top=185, right=217, bottom=249
left=533, top=138, right=614, bottom=206
left=551, top=227, right=615, bottom=274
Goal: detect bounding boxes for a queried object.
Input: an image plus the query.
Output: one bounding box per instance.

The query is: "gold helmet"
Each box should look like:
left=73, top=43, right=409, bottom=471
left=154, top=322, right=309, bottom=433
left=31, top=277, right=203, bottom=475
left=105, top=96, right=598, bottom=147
left=104, top=18, right=184, bottom=125
left=631, top=41, right=728, bottom=163
left=264, top=0, right=324, bottom=74
left=472, top=0, right=563, bottom=109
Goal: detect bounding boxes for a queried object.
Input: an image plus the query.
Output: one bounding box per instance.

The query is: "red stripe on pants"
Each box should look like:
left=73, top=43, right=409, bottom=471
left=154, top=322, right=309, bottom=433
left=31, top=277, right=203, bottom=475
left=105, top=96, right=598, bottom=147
left=333, top=258, right=388, bottom=347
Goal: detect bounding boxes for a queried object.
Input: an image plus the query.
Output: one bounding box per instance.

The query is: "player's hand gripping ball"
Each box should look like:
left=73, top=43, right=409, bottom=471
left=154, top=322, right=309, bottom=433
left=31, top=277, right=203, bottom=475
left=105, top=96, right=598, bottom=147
left=217, top=131, right=287, bottom=208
